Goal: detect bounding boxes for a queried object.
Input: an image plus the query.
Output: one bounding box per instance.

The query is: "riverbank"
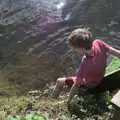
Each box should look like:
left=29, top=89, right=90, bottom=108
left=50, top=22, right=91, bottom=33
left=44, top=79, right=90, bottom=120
left=0, top=56, right=119, bottom=120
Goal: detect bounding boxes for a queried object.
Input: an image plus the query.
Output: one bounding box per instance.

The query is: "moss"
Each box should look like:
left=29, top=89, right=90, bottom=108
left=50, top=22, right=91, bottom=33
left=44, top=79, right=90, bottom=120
left=106, top=56, right=120, bottom=74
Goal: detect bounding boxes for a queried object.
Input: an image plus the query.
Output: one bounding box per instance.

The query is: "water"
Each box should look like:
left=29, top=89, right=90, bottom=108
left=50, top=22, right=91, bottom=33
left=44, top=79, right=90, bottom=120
left=0, top=0, right=120, bottom=92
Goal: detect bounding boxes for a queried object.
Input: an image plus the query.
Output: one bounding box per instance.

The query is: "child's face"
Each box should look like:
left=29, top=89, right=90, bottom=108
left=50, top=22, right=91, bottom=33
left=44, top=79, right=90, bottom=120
left=74, top=47, right=91, bottom=56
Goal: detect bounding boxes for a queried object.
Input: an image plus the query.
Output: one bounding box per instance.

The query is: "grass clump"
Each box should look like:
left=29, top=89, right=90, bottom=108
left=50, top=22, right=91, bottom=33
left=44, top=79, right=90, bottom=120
left=0, top=111, right=6, bottom=120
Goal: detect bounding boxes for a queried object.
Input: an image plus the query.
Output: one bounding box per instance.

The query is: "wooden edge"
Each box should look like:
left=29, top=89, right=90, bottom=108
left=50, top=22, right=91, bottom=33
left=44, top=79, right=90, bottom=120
left=105, top=68, right=120, bottom=77
left=111, top=90, right=120, bottom=108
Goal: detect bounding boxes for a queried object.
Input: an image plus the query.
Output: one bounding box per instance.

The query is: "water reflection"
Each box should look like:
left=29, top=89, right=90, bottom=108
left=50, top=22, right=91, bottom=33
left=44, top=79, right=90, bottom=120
left=56, top=1, right=65, bottom=9
left=0, top=0, right=120, bottom=91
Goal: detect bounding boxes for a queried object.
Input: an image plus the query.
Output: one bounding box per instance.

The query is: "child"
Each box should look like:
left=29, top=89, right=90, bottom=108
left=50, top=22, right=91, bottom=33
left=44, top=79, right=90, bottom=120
left=52, top=28, right=120, bottom=104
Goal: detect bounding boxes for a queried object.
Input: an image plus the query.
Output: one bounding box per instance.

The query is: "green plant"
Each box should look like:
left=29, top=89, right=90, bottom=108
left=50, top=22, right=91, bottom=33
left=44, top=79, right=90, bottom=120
left=106, top=56, right=120, bottom=74
left=7, top=112, right=49, bottom=120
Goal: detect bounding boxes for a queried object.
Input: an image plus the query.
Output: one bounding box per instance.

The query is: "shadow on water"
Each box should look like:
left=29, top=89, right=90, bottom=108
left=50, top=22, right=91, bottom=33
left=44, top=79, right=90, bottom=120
left=0, top=0, right=120, bottom=94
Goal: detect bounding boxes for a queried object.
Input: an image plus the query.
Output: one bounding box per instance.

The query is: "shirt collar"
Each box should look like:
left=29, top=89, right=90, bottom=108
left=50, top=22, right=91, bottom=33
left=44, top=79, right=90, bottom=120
left=85, top=50, right=93, bottom=57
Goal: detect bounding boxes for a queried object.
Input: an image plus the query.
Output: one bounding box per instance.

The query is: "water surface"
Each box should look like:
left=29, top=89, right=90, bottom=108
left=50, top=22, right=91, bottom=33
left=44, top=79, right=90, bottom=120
left=0, top=0, right=120, bottom=92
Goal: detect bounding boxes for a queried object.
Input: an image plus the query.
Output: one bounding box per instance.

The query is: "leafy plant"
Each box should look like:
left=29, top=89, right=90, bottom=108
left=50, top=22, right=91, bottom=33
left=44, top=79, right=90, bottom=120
left=7, top=112, right=48, bottom=120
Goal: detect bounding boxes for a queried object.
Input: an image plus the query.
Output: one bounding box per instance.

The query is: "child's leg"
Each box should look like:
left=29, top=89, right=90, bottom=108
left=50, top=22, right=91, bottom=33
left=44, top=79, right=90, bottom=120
left=65, top=76, right=76, bottom=88
left=52, top=77, right=66, bottom=98
left=52, top=76, right=76, bottom=98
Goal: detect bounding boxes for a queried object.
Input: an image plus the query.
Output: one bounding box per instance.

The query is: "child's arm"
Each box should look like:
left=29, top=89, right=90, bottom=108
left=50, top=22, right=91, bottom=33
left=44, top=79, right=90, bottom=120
left=101, top=40, right=120, bottom=57
left=108, top=46, right=120, bottom=57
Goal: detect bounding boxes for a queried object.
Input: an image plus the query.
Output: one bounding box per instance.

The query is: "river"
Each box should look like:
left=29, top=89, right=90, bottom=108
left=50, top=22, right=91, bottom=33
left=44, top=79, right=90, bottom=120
left=0, top=0, right=120, bottom=93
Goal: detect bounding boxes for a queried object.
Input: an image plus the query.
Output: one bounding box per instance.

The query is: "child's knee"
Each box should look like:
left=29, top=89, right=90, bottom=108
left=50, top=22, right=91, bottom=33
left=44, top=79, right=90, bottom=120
left=56, top=77, right=66, bottom=85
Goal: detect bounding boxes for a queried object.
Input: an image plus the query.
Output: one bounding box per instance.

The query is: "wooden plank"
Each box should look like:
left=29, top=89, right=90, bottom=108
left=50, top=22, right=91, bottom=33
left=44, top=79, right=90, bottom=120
left=89, top=69, right=120, bottom=94
left=111, top=90, right=120, bottom=107
left=108, top=57, right=120, bottom=108
left=110, top=107, right=120, bottom=120
left=92, top=57, right=120, bottom=93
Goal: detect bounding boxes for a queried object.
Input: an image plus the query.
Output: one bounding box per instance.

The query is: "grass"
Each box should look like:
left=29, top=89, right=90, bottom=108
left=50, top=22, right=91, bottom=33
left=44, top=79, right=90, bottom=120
left=106, top=56, right=120, bottom=75
left=0, top=56, right=119, bottom=120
